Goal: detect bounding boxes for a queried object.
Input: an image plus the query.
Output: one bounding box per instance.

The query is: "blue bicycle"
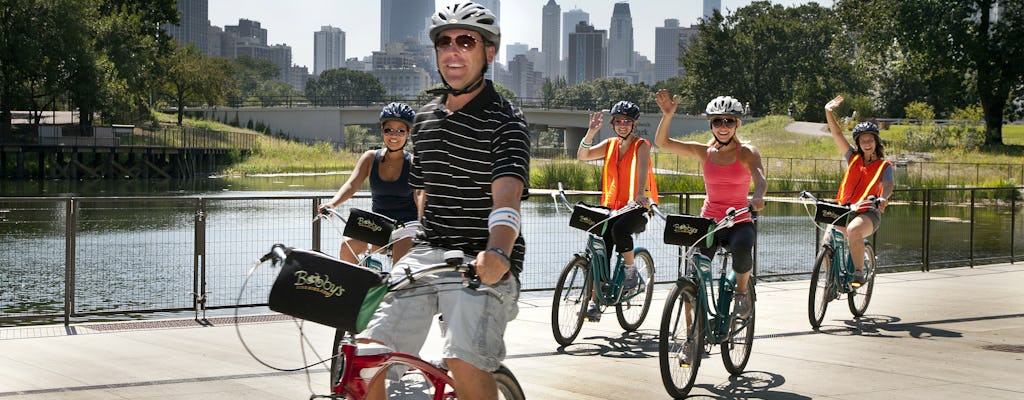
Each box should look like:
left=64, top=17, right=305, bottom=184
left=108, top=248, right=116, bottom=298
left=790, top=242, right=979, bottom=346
left=549, top=184, right=656, bottom=346
left=652, top=205, right=756, bottom=398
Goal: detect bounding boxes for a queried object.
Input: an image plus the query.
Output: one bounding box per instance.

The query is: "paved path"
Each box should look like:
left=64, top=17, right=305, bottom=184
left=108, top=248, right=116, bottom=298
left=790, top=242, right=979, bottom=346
left=1, top=263, right=1022, bottom=399
left=785, top=121, right=829, bottom=137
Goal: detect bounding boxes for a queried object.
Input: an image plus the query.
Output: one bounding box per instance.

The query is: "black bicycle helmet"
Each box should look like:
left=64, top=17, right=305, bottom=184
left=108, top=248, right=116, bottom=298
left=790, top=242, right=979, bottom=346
left=852, top=121, right=880, bottom=141
left=429, top=2, right=501, bottom=47
left=705, top=96, right=745, bottom=116
left=610, top=100, right=641, bottom=121
left=379, top=102, right=415, bottom=129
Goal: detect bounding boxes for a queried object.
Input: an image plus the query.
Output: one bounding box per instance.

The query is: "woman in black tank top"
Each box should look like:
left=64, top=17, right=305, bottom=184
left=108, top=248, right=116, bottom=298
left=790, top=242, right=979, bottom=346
left=319, top=103, right=419, bottom=264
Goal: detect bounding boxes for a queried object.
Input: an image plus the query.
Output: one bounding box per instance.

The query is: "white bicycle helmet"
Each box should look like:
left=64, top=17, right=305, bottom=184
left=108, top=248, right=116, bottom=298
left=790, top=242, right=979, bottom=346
left=705, top=96, right=745, bottom=116
left=429, top=2, right=501, bottom=47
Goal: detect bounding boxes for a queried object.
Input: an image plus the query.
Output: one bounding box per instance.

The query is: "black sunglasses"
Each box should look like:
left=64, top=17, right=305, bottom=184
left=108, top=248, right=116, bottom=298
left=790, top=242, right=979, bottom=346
left=382, top=128, right=407, bottom=135
left=711, top=118, right=737, bottom=128
left=434, top=34, right=479, bottom=52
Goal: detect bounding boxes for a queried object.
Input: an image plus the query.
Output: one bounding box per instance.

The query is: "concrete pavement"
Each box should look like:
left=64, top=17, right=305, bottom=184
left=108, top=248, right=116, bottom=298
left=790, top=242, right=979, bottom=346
left=1, top=263, right=1022, bottom=399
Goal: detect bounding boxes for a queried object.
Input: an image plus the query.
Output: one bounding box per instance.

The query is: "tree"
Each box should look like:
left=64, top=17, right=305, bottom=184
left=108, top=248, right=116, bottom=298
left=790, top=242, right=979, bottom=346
left=838, top=0, right=1024, bottom=145
left=162, top=45, right=228, bottom=125
left=305, top=69, right=385, bottom=106
left=681, top=2, right=866, bottom=120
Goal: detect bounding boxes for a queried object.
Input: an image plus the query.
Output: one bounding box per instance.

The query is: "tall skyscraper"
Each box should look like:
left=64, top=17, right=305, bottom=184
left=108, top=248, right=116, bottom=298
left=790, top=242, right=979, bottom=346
left=314, top=26, right=346, bottom=76
left=542, top=0, right=561, bottom=80
left=703, top=0, right=722, bottom=20
left=164, top=0, right=209, bottom=55
left=655, top=19, right=683, bottom=83
left=562, top=9, right=589, bottom=61
left=567, top=22, right=606, bottom=85
left=380, top=0, right=435, bottom=49
left=607, top=2, right=634, bottom=74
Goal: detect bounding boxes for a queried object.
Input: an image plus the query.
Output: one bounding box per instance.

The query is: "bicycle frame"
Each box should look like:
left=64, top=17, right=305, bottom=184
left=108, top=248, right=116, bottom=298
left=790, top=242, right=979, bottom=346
left=800, top=192, right=879, bottom=296
left=654, top=205, right=753, bottom=344
left=553, top=186, right=645, bottom=306
left=329, top=334, right=457, bottom=399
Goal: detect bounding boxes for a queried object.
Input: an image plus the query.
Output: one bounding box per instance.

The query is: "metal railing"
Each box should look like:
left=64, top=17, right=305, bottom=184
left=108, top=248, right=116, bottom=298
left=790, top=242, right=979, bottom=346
left=0, top=187, right=1019, bottom=326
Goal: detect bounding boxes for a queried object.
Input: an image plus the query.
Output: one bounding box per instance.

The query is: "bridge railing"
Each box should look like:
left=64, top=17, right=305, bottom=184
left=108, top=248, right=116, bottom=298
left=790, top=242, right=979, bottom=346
left=0, top=187, right=1019, bottom=326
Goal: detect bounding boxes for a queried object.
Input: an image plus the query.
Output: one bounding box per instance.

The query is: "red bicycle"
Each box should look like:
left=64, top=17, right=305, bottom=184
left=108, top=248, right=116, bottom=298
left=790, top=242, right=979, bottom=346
left=258, top=243, right=525, bottom=400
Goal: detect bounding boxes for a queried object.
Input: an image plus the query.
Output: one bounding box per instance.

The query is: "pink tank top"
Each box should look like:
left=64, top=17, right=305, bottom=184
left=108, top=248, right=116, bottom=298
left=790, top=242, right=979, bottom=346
left=701, top=150, right=753, bottom=223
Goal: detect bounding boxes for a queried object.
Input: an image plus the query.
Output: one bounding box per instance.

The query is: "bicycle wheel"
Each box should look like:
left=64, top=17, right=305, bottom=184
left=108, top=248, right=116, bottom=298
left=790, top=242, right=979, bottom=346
left=659, top=281, right=703, bottom=398
left=616, top=248, right=654, bottom=332
left=848, top=243, right=877, bottom=317
left=722, top=278, right=755, bottom=375
left=808, top=247, right=833, bottom=330
left=551, top=256, right=591, bottom=346
left=329, top=328, right=346, bottom=389
left=493, top=364, right=526, bottom=400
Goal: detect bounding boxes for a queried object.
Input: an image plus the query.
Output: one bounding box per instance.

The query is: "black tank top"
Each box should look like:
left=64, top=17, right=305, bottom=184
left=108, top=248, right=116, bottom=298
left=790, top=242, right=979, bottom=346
left=369, top=150, right=417, bottom=223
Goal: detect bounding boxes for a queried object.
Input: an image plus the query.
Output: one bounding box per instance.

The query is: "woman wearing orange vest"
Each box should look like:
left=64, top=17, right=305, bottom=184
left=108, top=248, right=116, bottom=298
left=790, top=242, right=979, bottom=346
left=576, top=100, right=658, bottom=322
left=653, top=90, right=766, bottom=318
left=825, top=95, right=894, bottom=286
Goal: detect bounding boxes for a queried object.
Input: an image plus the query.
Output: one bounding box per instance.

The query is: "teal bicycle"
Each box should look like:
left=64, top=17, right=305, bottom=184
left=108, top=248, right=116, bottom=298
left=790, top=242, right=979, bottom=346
left=800, top=191, right=879, bottom=330
left=550, top=183, right=656, bottom=346
left=653, top=205, right=756, bottom=398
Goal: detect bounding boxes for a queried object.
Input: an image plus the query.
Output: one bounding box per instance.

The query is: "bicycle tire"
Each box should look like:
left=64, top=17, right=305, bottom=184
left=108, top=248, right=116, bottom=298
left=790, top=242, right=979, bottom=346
left=659, top=281, right=703, bottom=398
left=848, top=243, right=876, bottom=317
left=494, top=364, right=526, bottom=400
left=722, top=278, right=755, bottom=375
left=329, top=328, right=346, bottom=389
left=551, top=256, right=591, bottom=346
left=616, top=248, right=655, bottom=332
left=808, top=247, right=832, bottom=330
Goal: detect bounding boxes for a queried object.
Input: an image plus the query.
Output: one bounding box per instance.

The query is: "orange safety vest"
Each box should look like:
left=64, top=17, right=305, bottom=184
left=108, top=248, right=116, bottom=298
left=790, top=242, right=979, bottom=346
left=836, top=153, right=891, bottom=209
left=601, top=137, right=659, bottom=209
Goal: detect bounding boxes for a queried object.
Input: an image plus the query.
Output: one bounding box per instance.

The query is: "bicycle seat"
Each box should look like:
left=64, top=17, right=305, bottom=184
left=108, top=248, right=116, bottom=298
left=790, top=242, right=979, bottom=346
left=356, top=342, right=394, bottom=356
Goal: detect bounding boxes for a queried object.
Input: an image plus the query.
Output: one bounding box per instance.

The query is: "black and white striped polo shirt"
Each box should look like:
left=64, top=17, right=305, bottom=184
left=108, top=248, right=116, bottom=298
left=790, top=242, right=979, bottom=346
left=410, top=81, right=531, bottom=274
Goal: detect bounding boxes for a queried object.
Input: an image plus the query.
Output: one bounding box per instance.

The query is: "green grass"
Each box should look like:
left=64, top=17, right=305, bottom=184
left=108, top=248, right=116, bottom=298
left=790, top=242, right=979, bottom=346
left=155, top=111, right=360, bottom=175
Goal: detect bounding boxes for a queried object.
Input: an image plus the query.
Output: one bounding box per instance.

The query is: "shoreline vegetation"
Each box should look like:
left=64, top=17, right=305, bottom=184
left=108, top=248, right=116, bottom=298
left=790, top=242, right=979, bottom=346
left=162, top=112, right=1024, bottom=192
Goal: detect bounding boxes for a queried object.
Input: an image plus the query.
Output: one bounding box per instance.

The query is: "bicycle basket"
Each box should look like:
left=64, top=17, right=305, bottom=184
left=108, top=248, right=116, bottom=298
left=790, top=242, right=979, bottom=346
left=269, top=247, right=388, bottom=332
left=569, top=202, right=611, bottom=233
left=344, top=208, right=397, bottom=247
left=814, top=201, right=850, bottom=227
left=663, top=214, right=715, bottom=247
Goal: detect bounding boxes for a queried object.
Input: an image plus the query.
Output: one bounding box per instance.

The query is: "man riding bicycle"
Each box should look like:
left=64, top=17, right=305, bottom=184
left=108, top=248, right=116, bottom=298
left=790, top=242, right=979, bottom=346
left=356, top=3, right=530, bottom=400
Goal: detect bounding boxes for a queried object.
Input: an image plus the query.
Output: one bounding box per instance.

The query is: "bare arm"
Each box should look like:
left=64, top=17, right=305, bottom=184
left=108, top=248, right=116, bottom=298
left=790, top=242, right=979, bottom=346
left=475, top=176, right=524, bottom=284
left=319, top=150, right=375, bottom=211
left=577, top=112, right=607, bottom=161
left=413, top=189, right=426, bottom=220
left=741, top=145, right=767, bottom=212
left=824, top=95, right=852, bottom=156
left=653, top=89, right=708, bottom=160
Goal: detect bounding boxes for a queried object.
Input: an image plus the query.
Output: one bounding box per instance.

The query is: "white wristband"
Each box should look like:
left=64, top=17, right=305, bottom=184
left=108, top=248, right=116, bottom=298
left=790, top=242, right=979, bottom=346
left=488, top=207, right=521, bottom=237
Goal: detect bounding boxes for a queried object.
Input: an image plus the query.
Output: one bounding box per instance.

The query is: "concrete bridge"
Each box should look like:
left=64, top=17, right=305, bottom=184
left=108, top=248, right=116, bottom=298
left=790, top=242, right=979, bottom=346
left=197, top=106, right=746, bottom=155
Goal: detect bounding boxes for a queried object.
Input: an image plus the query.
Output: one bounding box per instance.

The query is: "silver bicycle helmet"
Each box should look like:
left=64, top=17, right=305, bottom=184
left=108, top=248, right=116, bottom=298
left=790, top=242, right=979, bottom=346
left=705, top=96, right=745, bottom=116
left=429, top=2, right=501, bottom=47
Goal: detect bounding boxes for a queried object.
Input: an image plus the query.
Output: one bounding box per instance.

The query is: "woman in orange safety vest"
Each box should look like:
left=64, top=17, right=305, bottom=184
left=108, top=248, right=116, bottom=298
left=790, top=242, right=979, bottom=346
left=825, top=95, right=894, bottom=287
left=575, top=100, right=658, bottom=322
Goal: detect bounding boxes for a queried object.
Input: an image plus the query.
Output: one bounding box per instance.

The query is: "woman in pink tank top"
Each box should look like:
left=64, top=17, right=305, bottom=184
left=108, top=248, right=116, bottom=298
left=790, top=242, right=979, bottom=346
left=652, top=90, right=767, bottom=318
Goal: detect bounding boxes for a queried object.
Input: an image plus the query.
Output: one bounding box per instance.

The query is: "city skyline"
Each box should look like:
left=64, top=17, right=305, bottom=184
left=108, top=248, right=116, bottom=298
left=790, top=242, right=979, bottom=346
left=208, top=0, right=821, bottom=69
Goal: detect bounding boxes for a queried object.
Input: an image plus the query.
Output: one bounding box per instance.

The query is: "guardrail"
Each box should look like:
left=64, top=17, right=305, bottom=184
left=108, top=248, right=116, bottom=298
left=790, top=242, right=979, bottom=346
left=0, top=187, right=1019, bottom=326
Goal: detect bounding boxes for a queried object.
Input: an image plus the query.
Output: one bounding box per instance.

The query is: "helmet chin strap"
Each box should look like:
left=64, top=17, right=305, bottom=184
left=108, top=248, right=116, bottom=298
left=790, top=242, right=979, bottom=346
left=427, top=73, right=485, bottom=96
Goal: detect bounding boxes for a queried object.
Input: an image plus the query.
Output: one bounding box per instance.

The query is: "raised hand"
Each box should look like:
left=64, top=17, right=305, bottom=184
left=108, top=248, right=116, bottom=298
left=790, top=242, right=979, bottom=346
left=824, top=95, right=844, bottom=112
left=588, top=112, right=603, bottom=130
left=655, top=89, right=678, bottom=115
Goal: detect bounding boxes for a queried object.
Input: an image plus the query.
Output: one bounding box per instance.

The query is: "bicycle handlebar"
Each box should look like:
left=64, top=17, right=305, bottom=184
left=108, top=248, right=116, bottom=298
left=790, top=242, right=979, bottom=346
left=259, top=245, right=505, bottom=302
left=799, top=191, right=880, bottom=210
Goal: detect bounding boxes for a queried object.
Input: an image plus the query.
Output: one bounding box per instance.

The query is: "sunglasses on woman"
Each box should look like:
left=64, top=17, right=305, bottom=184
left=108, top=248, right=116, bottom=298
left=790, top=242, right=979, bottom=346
left=382, top=128, right=407, bottom=135
left=434, top=34, right=479, bottom=52
left=711, top=118, right=737, bottom=128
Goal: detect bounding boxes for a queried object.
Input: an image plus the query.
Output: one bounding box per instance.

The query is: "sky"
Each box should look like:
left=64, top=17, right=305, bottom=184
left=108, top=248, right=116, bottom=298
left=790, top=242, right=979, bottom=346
left=208, top=0, right=827, bottom=69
